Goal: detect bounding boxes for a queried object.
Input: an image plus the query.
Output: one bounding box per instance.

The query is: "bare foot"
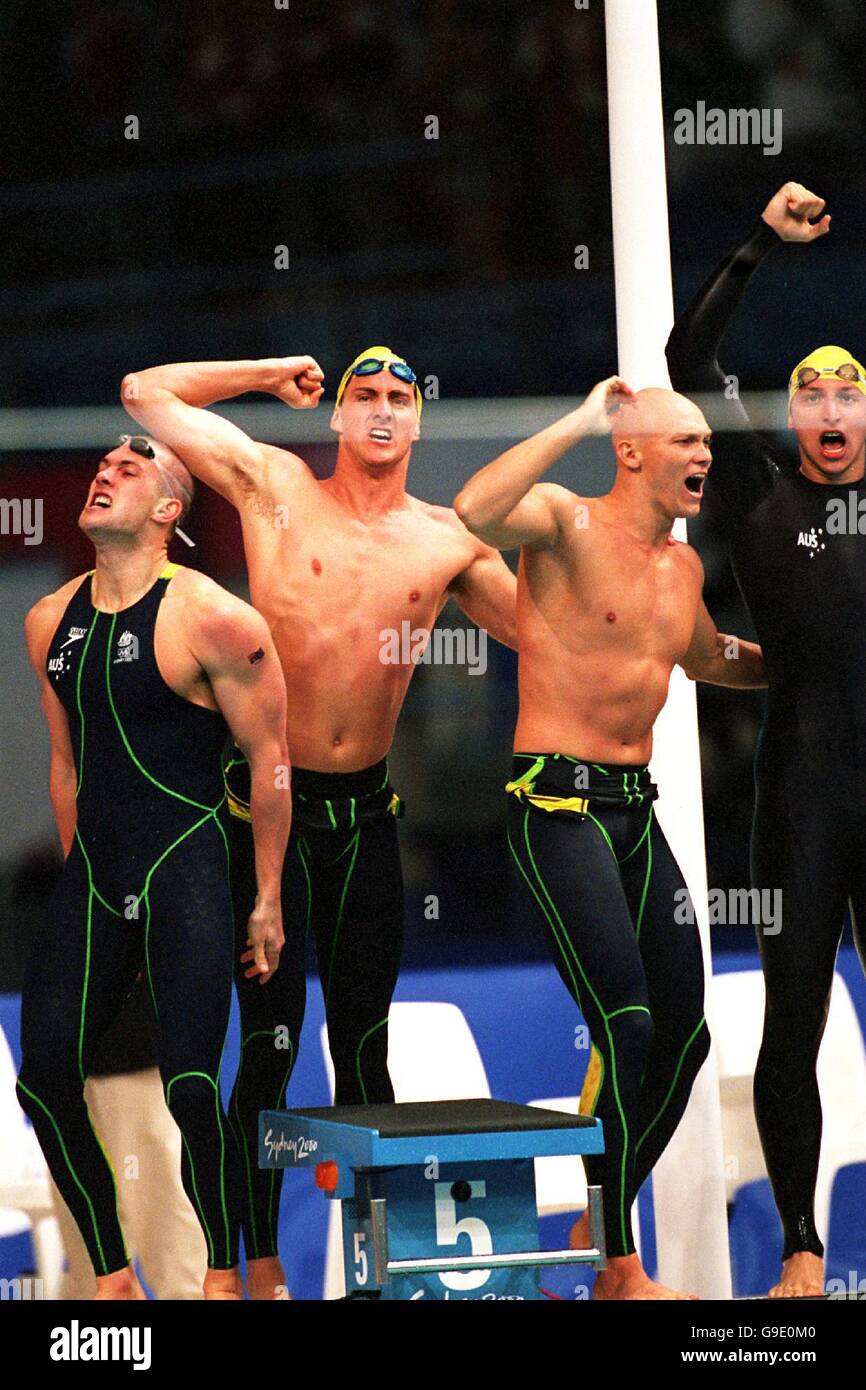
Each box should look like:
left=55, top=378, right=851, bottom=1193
left=594, top=1254, right=699, bottom=1301
left=94, top=1265, right=146, bottom=1300
left=768, top=1252, right=824, bottom=1299
left=204, top=1268, right=243, bottom=1300
left=245, top=1255, right=292, bottom=1301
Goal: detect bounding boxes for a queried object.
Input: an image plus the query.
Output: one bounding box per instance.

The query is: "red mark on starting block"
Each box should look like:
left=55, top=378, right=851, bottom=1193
left=315, top=1161, right=339, bottom=1192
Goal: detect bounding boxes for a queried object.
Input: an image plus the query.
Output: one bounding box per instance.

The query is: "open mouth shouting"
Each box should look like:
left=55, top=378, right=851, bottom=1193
left=87, top=490, right=113, bottom=511
left=369, top=428, right=393, bottom=445
left=683, top=471, right=707, bottom=499
left=819, top=430, right=848, bottom=462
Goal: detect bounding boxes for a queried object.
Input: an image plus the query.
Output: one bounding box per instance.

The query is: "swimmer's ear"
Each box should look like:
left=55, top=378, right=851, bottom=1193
left=411, top=412, right=421, bottom=443
left=613, top=436, right=641, bottom=472
left=330, top=404, right=342, bottom=435
left=153, top=498, right=182, bottom=527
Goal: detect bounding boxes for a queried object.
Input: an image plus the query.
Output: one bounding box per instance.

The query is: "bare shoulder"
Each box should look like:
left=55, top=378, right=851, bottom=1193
left=167, top=568, right=270, bottom=648
left=259, top=442, right=314, bottom=491
left=24, top=574, right=88, bottom=657
left=670, top=537, right=704, bottom=579
left=536, top=481, right=580, bottom=516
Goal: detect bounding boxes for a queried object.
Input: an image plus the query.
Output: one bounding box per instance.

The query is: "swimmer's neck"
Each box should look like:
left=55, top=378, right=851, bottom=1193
left=797, top=450, right=866, bottom=486
left=327, top=447, right=413, bottom=519
left=89, top=539, right=171, bottom=612
left=599, top=477, right=676, bottom=549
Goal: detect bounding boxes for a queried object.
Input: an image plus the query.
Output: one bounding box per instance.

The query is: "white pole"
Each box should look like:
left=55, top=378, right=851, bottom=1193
left=604, top=0, right=732, bottom=1299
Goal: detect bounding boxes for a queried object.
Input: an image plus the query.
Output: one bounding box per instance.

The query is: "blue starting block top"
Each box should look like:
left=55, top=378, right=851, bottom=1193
left=259, top=1098, right=603, bottom=1173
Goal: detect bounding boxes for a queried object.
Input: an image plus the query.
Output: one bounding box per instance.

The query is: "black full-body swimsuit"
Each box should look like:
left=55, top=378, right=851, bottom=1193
left=17, top=565, right=240, bottom=1275
left=667, top=221, right=866, bottom=1260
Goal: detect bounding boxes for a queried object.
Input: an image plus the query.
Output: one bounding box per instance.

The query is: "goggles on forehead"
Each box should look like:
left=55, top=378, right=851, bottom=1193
left=335, top=353, right=423, bottom=414
left=116, top=435, right=195, bottom=547
left=795, top=362, right=865, bottom=390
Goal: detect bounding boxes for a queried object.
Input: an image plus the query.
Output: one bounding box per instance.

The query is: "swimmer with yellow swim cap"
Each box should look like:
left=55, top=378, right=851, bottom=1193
left=666, top=180, right=866, bottom=1303
left=787, top=344, right=866, bottom=483
left=330, top=345, right=423, bottom=471
left=123, top=342, right=517, bottom=1299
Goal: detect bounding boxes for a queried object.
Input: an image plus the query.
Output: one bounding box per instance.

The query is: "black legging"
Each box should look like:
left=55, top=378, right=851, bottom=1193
left=752, top=737, right=866, bottom=1257
left=17, top=821, right=240, bottom=1275
left=17, top=567, right=241, bottom=1277
left=666, top=220, right=866, bottom=1259
left=226, top=755, right=405, bottom=1261
left=506, top=754, right=710, bottom=1260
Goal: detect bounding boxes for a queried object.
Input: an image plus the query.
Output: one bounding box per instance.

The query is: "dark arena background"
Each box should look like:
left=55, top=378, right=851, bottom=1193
left=2, top=0, right=866, bottom=1346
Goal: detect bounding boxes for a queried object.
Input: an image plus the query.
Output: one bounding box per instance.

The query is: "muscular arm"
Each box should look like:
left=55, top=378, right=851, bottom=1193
left=680, top=598, right=766, bottom=689
left=448, top=542, right=518, bottom=650
left=454, top=376, right=633, bottom=549
left=24, top=597, right=78, bottom=856
left=666, top=182, right=830, bottom=514
left=121, top=356, right=322, bottom=503
left=188, top=595, right=291, bottom=980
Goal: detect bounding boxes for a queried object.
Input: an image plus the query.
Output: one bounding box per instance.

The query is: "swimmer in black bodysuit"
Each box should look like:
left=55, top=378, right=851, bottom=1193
left=666, top=181, right=866, bottom=1298
left=17, top=435, right=290, bottom=1300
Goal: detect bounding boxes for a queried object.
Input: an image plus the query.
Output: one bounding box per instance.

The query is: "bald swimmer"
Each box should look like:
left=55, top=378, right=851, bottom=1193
left=456, top=380, right=767, bottom=1298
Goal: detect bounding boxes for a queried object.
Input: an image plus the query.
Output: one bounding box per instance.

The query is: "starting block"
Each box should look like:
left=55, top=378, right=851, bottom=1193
left=259, top=1097, right=605, bottom=1300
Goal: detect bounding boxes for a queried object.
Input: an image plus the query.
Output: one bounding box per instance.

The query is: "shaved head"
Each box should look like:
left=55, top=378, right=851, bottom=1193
left=611, top=387, right=707, bottom=446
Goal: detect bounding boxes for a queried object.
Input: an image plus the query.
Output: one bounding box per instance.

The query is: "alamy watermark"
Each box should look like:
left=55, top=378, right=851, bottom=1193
left=0, top=497, right=43, bottom=545
left=379, top=622, right=487, bottom=675
left=675, top=887, right=782, bottom=935
left=673, top=102, right=782, bottom=157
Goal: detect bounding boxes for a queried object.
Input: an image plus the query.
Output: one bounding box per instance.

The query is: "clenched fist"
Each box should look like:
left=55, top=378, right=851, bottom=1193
left=273, top=356, right=325, bottom=409
left=761, top=182, right=831, bottom=243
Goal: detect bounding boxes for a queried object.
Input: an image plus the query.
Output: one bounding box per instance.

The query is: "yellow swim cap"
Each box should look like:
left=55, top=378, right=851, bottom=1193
left=788, top=345, right=866, bottom=403
left=335, top=345, right=423, bottom=417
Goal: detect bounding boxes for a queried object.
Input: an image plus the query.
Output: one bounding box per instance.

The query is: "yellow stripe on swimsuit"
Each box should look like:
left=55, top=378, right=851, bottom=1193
left=505, top=779, right=589, bottom=815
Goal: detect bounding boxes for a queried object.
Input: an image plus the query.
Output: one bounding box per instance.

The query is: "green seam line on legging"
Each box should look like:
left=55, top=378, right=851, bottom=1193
left=584, top=810, right=616, bottom=863
left=267, top=1046, right=296, bottom=1241
left=16, top=1079, right=111, bottom=1274
left=232, top=1033, right=267, bottom=1260
left=511, top=753, right=547, bottom=792
left=634, top=813, right=654, bottom=943
left=634, top=1015, right=708, bottom=1158
left=141, top=810, right=217, bottom=1020
left=324, top=826, right=361, bottom=1008
left=232, top=1030, right=295, bottom=1259
left=166, top=1071, right=222, bottom=1266
left=74, top=613, right=100, bottom=799
left=608, top=1005, right=652, bottom=1021
left=178, top=1129, right=214, bottom=1266
left=104, top=613, right=223, bottom=814
left=325, top=799, right=337, bottom=830
left=348, top=797, right=356, bottom=829
left=355, top=1016, right=389, bottom=1104
left=617, top=806, right=653, bottom=865
left=90, top=884, right=124, bottom=918
left=506, top=827, right=585, bottom=1016
left=296, top=837, right=313, bottom=938
left=520, top=808, right=632, bottom=1253
left=73, top=832, right=96, bottom=1086
left=167, top=1067, right=232, bottom=1267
